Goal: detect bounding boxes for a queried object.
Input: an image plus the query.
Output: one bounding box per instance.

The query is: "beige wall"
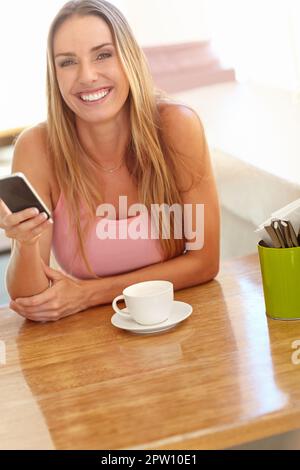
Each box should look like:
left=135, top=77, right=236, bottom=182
left=123, top=0, right=211, bottom=46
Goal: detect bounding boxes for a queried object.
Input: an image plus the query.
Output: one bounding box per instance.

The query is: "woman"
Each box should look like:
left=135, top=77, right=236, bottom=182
left=1, top=0, right=220, bottom=322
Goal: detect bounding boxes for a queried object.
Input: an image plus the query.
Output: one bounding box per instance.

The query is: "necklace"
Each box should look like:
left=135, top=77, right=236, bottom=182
left=97, top=157, right=125, bottom=174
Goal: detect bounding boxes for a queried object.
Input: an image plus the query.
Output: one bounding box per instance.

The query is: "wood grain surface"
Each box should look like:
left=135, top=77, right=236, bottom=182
left=1, top=254, right=300, bottom=450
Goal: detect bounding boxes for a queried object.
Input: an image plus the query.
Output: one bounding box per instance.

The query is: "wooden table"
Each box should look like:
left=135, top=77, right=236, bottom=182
left=1, top=254, right=300, bottom=450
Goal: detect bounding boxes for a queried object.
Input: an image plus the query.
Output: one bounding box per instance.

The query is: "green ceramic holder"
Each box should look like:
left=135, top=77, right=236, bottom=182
left=258, top=241, right=300, bottom=320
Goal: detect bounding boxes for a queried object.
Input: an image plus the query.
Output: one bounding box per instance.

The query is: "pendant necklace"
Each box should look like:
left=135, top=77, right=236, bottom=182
left=97, top=157, right=125, bottom=174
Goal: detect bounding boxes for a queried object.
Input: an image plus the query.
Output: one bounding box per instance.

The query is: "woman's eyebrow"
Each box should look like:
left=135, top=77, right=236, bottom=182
left=55, top=42, right=114, bottom=58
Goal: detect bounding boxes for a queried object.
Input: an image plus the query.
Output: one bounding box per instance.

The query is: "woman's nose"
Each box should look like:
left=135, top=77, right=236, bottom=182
left=77, top=61, right=98, bottom=83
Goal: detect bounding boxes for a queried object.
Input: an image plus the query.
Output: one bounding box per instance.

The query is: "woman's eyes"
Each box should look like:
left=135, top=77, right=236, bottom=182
left=59, top=52, right=112, bottom=68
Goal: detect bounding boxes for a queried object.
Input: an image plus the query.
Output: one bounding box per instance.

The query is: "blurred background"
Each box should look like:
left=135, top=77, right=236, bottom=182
left=1, top=0, right=300, bottom=304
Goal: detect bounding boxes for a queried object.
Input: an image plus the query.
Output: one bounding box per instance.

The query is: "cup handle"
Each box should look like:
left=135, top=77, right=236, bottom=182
left=112, top=295, right=131, bottom=319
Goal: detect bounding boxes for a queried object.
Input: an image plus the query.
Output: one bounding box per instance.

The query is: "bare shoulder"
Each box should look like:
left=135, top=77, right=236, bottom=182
left=13, top=122, right=50, bottom=166
left=159, top=102, right=206, bottom=155
left=158, top=102, right=209, bottom=187
left=12, top=122, right=54, bottom=210
left=159, top=100, right=203, bottom=126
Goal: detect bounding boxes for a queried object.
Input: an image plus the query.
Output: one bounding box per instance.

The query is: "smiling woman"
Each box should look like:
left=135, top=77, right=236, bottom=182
left=1, top=0, right=220, bottom=323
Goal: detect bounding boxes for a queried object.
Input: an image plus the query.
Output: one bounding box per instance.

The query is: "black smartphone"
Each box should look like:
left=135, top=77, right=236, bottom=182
left=0, top=172, right=52, bottom=219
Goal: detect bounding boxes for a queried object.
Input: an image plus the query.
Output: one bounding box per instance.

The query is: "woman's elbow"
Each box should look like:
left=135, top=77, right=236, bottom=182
left=202, top=261, right=219, bottom=283
left=195, top=254, right=220, bottom=284
left=6, top=279, right=22, bottom=302
left=5, top=271, right=16, bottom=301
left=207, top=261, right=220, bottom=282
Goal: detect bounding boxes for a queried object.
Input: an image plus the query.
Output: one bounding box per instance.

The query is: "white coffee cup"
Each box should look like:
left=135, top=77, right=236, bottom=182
left=112, top=280, right=174, bottom=326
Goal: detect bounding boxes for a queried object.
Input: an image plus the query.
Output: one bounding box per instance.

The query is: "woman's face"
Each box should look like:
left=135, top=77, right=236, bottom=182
left=53, top=15, right=130, bottom=124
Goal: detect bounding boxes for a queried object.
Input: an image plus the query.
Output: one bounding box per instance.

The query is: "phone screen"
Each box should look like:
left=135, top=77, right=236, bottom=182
left=0, top=175, right=51, bottom=218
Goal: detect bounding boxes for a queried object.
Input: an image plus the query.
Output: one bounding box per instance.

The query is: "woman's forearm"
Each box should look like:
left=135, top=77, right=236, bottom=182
left=84, top=252, right=219, bottom=307
left=6, top=241, right=50, bottom=300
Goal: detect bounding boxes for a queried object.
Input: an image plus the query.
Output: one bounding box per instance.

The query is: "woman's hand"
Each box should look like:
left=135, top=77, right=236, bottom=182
left=9, top=261, right=88, bottom=322
left=0, top=199, right=53, bottom=246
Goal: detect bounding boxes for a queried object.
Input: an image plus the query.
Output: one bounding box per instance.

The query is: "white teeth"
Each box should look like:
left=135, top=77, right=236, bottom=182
left=80, top=89, right=110, bottom=102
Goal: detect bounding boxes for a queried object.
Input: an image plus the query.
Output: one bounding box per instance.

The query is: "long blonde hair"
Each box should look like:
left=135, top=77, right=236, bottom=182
left=46, top=0, right=195, bottom=278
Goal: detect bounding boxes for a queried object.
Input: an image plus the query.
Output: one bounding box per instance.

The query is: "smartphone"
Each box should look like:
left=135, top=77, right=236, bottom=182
left=0, top=172, right=52, bottom=219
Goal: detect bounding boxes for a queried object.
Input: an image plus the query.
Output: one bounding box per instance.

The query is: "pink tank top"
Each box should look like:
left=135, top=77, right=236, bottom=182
left=52, top=191, right=164, bottom=279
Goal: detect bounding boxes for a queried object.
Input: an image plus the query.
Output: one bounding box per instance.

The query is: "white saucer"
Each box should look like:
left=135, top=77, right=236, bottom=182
left=111, top=300, right=193, bottom=335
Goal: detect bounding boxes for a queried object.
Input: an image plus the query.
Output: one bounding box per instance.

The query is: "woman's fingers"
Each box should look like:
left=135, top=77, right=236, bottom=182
left=0, top=198, right=12, bottom=217
left=0, top=206, right=39, bottom=228
left=10, top=302, right=61, bottom=322
left=16, top=212, right=50, bottom=233
left=0, top=198, right=53, bottom=245
left=11, top=301, right=56, bottom=314
left=15, top=310, right=60, bottom=323
left=5, top=214, right=52, bottom=241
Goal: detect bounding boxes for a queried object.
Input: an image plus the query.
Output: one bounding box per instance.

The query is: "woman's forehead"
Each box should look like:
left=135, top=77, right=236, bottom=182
left=53, top=15, right=113, bottom=54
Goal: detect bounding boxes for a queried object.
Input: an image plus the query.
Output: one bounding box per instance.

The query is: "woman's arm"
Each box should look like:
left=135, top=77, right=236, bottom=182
left=7, top=241, right=50, bottom=300
left=83, top=249, right=218, bottom=307
left=84, top=104, right=220, bottom=305
left=10, top=239, right=218, bottom=320
left=5, top=126, right=54, bottom=299
left=10, top=105, right=220, bottom=320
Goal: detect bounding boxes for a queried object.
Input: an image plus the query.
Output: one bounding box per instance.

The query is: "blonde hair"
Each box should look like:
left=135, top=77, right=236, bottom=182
left=46, top=0, right=196, bottom=278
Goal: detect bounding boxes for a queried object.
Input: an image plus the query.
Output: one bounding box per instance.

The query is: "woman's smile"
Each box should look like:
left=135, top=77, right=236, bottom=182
left=77, top=87, right=113, bottom=105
